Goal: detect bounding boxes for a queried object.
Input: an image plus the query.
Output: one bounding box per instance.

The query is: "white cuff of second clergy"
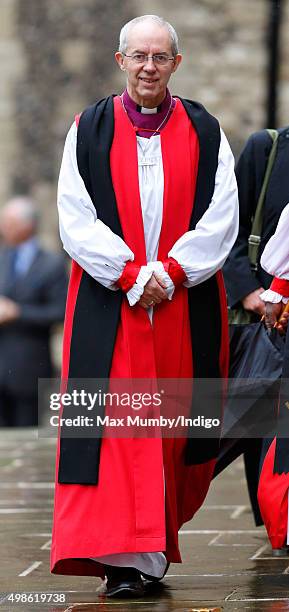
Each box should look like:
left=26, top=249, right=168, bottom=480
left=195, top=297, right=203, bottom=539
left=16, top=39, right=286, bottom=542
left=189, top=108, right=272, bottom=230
left=260, top=289, right=289, bottom=304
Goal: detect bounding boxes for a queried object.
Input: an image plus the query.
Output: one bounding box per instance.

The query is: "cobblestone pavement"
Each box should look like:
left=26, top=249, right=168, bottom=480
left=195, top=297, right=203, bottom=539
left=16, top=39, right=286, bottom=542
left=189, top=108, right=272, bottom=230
left=0, top=431, right=289, bottom=611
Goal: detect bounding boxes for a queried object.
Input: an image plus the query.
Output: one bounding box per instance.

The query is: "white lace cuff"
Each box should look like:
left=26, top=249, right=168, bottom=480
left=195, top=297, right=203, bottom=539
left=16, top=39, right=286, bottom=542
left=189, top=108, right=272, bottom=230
left=126, top=266, right=153, bottom=306
left=260, top=289, right=289, bottom=304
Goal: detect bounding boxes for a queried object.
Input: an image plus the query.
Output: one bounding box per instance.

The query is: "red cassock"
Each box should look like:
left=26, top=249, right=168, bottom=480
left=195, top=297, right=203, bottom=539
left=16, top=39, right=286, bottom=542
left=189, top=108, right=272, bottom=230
left=51, top=98, right=229, bottom=576
left=258, top=438, right=289, bottom=549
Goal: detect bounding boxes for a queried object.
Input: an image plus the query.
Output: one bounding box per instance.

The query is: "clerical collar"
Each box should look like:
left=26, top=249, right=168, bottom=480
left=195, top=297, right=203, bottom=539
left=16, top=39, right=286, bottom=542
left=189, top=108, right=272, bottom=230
left=121, top=89, right=176, bottom=139
left=139, top=105, right=159, bottom=114
left=122, top=89, right=171, bottom=114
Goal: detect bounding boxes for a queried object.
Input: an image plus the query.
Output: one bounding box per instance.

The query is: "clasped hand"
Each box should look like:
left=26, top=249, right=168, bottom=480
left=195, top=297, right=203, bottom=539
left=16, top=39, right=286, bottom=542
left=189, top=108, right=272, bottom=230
left=138, top=273, right=168, bottom=309
left=242, top=287, right=266, bottom=317
left=264, top=302, right=289, bottom=335
left=242, top=288, right=289, bottom=335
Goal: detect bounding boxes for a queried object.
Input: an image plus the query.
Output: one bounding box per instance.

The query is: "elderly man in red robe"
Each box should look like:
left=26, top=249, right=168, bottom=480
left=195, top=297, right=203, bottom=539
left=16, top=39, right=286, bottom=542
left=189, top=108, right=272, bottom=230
left=50, top=14, right=238, bottom=598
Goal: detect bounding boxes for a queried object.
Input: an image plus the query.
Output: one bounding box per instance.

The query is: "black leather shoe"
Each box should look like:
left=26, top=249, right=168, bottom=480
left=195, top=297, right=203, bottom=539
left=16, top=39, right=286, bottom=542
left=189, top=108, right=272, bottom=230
left=272, top=546, right=289, bottom=557
left=104, top=565, right=145, bottom=598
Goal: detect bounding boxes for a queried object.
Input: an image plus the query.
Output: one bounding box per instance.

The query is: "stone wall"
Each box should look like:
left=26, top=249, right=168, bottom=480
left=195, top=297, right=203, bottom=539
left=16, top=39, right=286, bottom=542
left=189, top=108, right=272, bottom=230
left=9, top=0, right=131, bottom=246
left=0, top=0, right=26, bottom=207
left=0, top=0, right=289, bottom=243
left=131, top=0, right=268, bottom=149
left=279, top=0, right=289, bottom=127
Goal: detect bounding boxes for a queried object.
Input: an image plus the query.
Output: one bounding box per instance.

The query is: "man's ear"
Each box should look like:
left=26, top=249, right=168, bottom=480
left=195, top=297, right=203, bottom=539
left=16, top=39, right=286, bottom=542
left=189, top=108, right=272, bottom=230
left=115, top=52, right=125, bottom=71
left=172, top=54, right=182, bottom=73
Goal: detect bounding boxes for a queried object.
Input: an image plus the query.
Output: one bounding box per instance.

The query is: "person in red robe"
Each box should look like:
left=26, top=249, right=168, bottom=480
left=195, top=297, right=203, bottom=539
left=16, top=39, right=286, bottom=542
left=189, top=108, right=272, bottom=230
left=50, top=14, right=239, bottom=598
left=257, top=203, right=289, bottom=554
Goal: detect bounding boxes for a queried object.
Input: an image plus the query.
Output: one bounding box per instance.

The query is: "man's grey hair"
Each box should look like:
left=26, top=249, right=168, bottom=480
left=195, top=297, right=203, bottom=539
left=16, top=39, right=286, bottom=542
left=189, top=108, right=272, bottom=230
left=3, top=196, right=39, bottom=229
left=119, top=15, right=179, bottom=56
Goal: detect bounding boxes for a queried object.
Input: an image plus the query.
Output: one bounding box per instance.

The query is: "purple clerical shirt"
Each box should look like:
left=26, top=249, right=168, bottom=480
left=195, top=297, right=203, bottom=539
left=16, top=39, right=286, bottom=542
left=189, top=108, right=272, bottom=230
left=121, top=89, right=176, bottom=138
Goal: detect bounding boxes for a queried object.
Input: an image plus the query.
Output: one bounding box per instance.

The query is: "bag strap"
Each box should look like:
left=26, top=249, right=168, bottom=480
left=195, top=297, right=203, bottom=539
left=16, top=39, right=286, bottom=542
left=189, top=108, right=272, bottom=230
left=248, top=128, right=279, bottom=269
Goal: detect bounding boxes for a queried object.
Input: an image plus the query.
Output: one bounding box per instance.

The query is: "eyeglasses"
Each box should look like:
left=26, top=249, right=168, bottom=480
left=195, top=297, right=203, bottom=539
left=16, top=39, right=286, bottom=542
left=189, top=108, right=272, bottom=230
left=123, top=53, right=175, bottom=65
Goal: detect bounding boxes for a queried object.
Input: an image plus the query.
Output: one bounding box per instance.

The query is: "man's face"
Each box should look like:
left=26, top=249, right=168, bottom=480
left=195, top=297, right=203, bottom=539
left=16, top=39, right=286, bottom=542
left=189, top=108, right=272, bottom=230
left=0, top=205, right=34, bottom=246
left=115, top=21, right=182, bottom=108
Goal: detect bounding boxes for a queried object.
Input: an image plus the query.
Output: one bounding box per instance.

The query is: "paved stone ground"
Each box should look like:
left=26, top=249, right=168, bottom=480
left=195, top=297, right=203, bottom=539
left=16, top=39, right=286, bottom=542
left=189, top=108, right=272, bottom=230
left=0, top=431, right=289, bottom=611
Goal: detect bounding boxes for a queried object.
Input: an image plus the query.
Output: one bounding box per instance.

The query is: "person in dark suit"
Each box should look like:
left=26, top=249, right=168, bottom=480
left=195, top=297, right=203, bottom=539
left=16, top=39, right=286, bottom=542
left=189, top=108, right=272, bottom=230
left=223, top=126, right=289, bottom=313
left=217, top=126, right=289, bottom=525
left=0, top=196, right=67, bottom=426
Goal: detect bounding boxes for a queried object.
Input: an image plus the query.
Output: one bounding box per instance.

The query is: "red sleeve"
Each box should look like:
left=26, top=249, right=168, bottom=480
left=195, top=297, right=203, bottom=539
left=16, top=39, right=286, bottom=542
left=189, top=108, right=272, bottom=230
left=116, top=261, right=141, bottom=293
left=270, top=276, right=289, bottom=297
left=75, top=114, right=81, bottom=127
left=163, top=257, right=187, bottom=286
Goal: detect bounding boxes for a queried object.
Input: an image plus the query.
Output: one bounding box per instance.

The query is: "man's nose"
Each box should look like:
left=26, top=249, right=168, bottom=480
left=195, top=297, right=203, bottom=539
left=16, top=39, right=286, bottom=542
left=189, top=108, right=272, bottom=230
left=143, top=57, right=157, bottom=71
